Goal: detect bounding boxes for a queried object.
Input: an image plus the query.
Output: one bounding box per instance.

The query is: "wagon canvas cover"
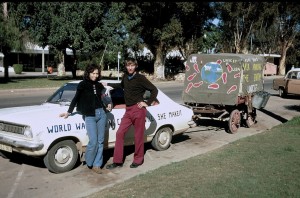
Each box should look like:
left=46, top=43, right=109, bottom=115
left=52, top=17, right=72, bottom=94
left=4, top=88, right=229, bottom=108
left=182, top=53, right=265, bottom=106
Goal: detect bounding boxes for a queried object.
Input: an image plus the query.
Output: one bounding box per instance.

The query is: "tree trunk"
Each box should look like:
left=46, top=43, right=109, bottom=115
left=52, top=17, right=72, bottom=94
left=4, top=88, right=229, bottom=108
left=57, top=50, right=66, bottom=76
left=153, top=43, right=165, bottom=80
left=278, top=44, right=288, bottom=75
left=2, top=2, right=9, bottom=82
left=71, top=49, right=77, bottom=79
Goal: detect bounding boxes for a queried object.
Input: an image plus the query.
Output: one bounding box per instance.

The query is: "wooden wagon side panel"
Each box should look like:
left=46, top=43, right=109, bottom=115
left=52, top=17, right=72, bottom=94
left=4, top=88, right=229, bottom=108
left=182, top=53, right=265, bottom=106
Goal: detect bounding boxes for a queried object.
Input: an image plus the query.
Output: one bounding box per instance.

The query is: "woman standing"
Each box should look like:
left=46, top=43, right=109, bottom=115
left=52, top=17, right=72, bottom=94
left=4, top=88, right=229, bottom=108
left=59, top=64, right=112, bottom=174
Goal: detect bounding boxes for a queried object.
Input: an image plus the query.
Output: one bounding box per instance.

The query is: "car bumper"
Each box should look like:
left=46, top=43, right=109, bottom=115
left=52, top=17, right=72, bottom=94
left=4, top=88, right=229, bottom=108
left=0, top=135, right=44, bottom=151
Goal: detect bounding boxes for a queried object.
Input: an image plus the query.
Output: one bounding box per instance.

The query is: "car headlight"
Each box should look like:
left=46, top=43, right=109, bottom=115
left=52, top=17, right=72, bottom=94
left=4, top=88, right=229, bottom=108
left=23, top=127, right=33, bottom=138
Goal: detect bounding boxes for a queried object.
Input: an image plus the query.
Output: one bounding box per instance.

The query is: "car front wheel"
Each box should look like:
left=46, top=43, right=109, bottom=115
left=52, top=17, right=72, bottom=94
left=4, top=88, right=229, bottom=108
left=151, top=126, right=173, bottom=151
left=279, top=88, right=286, bottom=98
left=43, top=140, right=79, bottom=173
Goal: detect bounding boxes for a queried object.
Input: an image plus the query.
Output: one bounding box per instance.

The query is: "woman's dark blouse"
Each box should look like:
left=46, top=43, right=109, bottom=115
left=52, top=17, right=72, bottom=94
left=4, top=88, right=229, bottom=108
left=68, top=80, right=105, bottom=116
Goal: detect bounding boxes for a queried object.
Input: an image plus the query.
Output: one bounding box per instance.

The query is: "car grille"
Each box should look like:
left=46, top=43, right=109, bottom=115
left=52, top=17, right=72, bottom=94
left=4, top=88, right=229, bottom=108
left=0, top=121, right=27, bottom=135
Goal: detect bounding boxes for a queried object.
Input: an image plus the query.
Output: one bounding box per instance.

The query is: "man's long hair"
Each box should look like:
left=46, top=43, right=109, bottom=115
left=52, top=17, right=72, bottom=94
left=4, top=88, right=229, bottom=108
left=124, top=57, right=138, bottom=73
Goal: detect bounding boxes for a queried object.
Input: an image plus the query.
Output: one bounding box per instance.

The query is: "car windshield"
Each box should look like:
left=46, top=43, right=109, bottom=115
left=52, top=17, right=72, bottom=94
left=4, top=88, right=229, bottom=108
left=46, top=83, right=78, bottom=104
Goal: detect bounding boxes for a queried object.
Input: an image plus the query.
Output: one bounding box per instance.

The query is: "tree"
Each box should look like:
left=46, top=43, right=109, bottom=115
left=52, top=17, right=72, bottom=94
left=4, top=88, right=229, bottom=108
left=10, top=2, right=110, bottom=78
left=42, top=2, right=110, bottom=77
left=137, top=2, right=215, bottom=79
left=286, top=33, right=300, bottom=68
left=100, top=2, right=141, bottom=70
left=217, top=2, right=275, bottom=53
left=276, top=2, right=300, bottom=75
left=0, top=2, right=25, bottom=82
left=11, top=2, right=142, bottom=77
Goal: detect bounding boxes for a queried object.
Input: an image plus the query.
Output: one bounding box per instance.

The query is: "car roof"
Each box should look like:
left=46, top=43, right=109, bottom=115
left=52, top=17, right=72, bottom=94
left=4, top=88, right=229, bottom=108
left=289, top=68, right=300, bottom=72
left=100, top=79, right=121, bottom=83
left=66, top=79, right=121, bottom=84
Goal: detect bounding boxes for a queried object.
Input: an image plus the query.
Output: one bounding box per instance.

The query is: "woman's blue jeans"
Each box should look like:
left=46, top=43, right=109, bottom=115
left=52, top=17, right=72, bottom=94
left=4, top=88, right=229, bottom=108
left=83, top=108, right=107, bottom=167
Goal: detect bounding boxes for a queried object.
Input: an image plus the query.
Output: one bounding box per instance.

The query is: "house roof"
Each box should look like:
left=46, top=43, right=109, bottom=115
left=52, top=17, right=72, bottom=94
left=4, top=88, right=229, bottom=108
left=11, top=42, right=73, bottom=55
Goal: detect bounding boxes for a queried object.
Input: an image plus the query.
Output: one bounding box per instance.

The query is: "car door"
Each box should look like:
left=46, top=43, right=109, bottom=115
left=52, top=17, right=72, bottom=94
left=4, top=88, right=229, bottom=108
left=287, top=71, right=300, bottom=94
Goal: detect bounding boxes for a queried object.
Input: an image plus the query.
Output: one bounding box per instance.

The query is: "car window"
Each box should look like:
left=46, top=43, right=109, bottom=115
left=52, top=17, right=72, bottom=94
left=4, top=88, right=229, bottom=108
left=110, top=87, right=125, bottom=106
left=291, top=72, right=297, bottom=79
left=143, top=90, right=160, bottom=105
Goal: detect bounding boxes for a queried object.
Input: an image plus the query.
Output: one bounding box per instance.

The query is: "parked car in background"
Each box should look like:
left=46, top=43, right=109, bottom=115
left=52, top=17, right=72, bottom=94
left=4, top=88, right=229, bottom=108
left=0, top=80, right=195, bottom=173
left=273, top=68, right=300, bottom=98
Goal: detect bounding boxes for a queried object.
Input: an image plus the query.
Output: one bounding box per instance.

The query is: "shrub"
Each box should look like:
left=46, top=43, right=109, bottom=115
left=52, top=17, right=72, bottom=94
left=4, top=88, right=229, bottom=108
left=77, top=59, right=99, bottom=71
left=77, top=60, right=91, bottom=71
left=13, top=64, right=23, bottom=74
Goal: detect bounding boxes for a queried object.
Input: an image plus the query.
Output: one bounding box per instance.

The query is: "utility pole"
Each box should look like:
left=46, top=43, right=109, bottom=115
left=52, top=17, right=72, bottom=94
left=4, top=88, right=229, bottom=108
left=3, top=2, right=9, bottom=81
left=117, top=52, right=121, bottom=81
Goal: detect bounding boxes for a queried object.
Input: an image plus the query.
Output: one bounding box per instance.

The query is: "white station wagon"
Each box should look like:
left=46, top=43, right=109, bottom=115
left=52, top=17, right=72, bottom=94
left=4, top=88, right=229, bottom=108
left=0, top=80, right=195, bottom=173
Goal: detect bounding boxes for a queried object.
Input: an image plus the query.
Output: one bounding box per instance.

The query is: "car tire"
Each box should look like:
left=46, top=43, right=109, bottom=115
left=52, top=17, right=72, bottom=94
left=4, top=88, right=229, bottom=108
left=43, top=140, right=79, bottom=173
left=279, top=88, right=286, bottom=98
left=151, top=126, right=173, bottom=151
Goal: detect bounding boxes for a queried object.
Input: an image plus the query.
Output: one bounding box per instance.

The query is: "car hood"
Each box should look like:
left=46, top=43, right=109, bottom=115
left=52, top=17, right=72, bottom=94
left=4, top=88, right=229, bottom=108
left=0, top=103, right=66, bottom=125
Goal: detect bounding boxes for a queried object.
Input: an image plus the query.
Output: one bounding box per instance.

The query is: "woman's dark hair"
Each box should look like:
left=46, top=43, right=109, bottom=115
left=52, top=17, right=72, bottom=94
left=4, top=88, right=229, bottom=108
left=83, top=64, right=101, bottom=81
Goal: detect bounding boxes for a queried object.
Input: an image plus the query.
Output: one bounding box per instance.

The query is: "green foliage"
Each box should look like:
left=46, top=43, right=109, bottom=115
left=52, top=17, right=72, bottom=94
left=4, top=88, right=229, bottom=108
left=286, top=33, right=300, bottom=66
left=77, top=60, right=91, bottom=71
left=5, top=2, right=300, bottom=78
left=12, top=64, right=23, bottom=74
left=0, top=10, right=24, bottom=54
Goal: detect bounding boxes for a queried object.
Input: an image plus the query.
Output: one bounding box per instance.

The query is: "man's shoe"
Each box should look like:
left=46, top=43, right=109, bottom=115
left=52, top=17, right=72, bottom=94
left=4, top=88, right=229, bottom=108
left=106, top=163, right=123, bottom=169
left=130, top=162, right=142, bottom=168
left=92, top=166, right=102, bottom=174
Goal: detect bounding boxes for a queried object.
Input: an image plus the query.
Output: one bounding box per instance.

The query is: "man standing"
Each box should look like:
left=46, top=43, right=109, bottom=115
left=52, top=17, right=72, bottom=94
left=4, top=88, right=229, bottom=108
left=105, top=57, right=158, bottom=169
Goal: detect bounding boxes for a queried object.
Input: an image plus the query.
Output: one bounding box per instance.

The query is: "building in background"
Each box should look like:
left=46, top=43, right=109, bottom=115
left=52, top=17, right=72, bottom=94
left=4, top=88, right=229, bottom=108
left=4, top=42, right=73, bottom=73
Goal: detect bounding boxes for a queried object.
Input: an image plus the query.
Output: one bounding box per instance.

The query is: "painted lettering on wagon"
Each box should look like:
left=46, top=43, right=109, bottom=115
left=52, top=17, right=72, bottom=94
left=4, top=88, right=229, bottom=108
left=47, top=123, right=85, bottom=133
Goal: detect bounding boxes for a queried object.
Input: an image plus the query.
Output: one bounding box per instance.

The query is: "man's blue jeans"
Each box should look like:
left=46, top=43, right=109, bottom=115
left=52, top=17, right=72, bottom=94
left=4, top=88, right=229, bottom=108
left=84, top=108, right=107, bottom=167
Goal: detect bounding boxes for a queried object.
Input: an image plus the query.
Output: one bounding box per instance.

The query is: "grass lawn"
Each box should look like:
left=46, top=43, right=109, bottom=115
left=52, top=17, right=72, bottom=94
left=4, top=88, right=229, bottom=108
left=0, top=76, right=77, bottom=90
left=0, top=76, right=117, bottom=90
left=88, top=117, right=300, bottom=198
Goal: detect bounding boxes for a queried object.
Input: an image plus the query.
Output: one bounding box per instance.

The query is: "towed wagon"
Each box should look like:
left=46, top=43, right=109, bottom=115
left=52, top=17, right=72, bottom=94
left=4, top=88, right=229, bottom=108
left=182, top=53, right=270, bottom=133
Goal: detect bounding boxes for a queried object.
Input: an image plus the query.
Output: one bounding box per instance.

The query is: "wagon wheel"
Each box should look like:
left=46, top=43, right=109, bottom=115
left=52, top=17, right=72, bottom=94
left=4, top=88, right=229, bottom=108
left=228, top=109, right=241, bottom=134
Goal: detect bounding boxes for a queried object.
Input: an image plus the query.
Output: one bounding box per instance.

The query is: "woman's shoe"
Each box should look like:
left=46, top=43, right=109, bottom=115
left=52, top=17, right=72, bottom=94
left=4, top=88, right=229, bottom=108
left=92, top=166, right=102, bottom=174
